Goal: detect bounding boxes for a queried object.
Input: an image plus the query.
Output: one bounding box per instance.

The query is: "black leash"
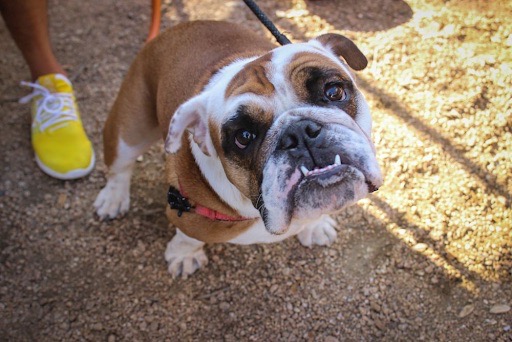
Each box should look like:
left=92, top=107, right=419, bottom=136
left=242, top=0, right=291, bottom=45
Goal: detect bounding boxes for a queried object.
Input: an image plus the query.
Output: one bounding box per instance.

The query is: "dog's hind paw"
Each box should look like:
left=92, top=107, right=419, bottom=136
left=297, top=215, right=337, bottom=247
left=165, top=229, right=208, bottom=279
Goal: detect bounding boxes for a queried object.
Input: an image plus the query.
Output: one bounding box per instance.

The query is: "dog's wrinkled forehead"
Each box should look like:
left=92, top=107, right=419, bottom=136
left=221, top=42, right=354, bottom=112
left=269, top=42, right=355, bottom=110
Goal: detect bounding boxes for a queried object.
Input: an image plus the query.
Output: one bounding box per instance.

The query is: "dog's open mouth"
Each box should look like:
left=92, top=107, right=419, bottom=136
left=296, top=163, right=361, bottom=192
left=299, top=154, right=377, bottom=191
left=289, top=154, right=369, bottom=221
left=299, top=154, right=343, bottom=180
left=259, top=149, right=380, bottom=235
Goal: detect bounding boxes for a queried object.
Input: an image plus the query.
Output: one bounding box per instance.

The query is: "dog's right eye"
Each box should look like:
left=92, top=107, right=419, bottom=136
left=235, top=129, right=256, bottom=149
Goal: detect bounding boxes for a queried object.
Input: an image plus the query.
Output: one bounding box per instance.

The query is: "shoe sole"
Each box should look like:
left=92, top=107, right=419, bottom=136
left=35, top=152, right=96, bottom=180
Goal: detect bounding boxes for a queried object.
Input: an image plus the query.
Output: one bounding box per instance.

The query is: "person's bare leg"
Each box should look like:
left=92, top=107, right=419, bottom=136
left=1, top=0, right=95, bottom=180
left=0, top=0, right=65, bottom=80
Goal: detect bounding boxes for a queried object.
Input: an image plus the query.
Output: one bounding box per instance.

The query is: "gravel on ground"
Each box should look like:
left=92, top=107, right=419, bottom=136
left=1, top=0, right=510, bottom=340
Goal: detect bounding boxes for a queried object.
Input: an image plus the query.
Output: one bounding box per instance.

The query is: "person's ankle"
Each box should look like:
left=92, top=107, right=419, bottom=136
left=30, top=66, right=67, bottom=81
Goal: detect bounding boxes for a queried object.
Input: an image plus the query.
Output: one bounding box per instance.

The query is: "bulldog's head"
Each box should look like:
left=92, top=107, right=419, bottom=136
left=165, top=34, right=383, bottom=234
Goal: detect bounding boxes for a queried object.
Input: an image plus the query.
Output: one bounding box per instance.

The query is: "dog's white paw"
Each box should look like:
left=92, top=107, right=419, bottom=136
left=94, top=185, right=130, bottom=219
left=94, top=169, right=132, bottom=219
left=165, top=248, right=208, bottom=279
left=165, top=230, right=207, bottom=279
left=297, top=215, right=337, bottom=247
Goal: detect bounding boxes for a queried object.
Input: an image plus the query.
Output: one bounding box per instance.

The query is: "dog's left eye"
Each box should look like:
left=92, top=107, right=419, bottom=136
left=324, top=83, right=347, bottom=102
left=235, top=130, right=256, bottom=149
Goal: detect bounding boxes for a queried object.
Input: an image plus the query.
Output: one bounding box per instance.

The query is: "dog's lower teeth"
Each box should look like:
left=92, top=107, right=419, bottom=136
left=301, top=162, right=341, bottom=177
left=334, top=155, right=341, bottom=165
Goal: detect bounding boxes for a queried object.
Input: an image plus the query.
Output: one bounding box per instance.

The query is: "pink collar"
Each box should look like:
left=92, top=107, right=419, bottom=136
left=169, top=183, right=252, bottom=222
left=194, top=205, right=252, bottom=222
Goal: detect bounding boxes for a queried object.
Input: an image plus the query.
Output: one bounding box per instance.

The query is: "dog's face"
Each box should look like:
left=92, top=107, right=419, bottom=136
left=166, top=34, right=383, bottom=234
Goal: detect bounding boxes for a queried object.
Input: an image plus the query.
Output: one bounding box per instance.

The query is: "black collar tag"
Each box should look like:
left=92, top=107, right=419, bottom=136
left=167, top=185, right=191, bottom=217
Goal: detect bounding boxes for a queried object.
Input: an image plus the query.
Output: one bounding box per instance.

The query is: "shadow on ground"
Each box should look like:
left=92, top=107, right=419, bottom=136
left=0, top=0, right=510, bottom=340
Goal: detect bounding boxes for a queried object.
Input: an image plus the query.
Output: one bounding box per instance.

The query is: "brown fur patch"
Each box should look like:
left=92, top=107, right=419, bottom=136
left=288, top=52, right=347, bottom=100
left=225, top=53, right=275, bottom=98
left=102, top=59, right=159, bottom=167
left=287, top=52, right=358, bottom=118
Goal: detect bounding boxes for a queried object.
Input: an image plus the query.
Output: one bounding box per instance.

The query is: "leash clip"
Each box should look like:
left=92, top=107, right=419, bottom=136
left=167, top=185, right=191, bottom=217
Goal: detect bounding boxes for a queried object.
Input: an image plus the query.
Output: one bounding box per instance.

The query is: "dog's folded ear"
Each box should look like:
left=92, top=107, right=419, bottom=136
left=165, top=94, right=212, bottom=156
left=314, top=34, right=368, bottom=71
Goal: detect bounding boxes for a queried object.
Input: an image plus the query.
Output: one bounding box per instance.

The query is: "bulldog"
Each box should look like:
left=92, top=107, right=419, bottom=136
left=94, top=21, right=383, bottom=277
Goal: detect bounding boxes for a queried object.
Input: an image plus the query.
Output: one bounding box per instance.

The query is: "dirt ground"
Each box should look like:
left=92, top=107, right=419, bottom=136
left=1, top=0, right=511, bottom=340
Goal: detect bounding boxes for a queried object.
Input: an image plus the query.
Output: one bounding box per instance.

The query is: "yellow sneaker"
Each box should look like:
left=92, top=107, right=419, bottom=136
left=19, top=73, right=95, bottom=180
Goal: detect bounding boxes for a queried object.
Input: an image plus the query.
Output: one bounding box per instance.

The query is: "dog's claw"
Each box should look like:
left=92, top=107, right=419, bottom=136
left=166, top=249, right=208, bottom=279
left=94, top=185, right=130, bottom=219
left=165, top=230, right=208, bottom=278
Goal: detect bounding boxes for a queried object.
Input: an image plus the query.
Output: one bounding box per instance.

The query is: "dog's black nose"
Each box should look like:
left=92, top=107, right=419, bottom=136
left=279, top=120, right=323, bottom=150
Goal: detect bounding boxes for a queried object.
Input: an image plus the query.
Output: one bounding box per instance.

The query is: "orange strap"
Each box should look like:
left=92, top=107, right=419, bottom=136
left=146, top=0, right=161, bottom=42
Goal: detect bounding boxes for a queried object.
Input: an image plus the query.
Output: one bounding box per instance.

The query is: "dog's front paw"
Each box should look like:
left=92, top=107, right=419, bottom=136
left=297, top=215, right=337, bottom=247
left=165, top=248, right=208, bottom=279
left=94, top=183, right=130, bottom=219
left=165, top=229, right=208, bottom=279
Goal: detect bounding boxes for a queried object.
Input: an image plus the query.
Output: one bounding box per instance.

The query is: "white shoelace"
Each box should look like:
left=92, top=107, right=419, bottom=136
left=19, top=81, right=78, bottom=132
